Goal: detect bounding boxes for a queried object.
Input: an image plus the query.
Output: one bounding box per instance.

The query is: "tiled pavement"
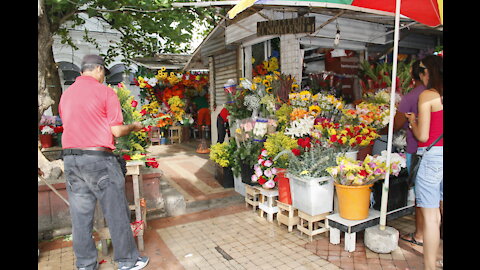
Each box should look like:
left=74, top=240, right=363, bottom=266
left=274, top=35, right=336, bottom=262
left=38, top=142, right=442, bottom=270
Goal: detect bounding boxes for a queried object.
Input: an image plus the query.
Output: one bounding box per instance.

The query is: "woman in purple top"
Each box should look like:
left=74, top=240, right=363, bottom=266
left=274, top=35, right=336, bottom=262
left=393, top=60, right=426, bottom=247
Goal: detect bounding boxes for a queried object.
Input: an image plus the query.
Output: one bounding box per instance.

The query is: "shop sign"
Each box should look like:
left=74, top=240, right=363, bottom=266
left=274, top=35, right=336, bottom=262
left=257, top=16, right=315, bottom=36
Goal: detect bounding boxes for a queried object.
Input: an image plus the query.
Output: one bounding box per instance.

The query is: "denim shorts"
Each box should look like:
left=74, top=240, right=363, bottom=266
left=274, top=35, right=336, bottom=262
left=414, top=146, right=443, bottom=208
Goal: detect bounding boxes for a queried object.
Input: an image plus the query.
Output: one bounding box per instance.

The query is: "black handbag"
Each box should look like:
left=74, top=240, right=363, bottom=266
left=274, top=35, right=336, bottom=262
left=407, top=133, right=443, bottom=187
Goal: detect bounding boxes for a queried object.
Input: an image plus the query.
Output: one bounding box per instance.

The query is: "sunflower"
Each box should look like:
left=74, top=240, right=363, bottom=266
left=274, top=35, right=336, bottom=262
left=309, top=105, right=321, bottom=116
left=291, top=83, right=299, bottom=92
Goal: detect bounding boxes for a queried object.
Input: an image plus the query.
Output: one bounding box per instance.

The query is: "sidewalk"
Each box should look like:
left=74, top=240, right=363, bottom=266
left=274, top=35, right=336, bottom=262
left=38, top=142, right=441, bottom=270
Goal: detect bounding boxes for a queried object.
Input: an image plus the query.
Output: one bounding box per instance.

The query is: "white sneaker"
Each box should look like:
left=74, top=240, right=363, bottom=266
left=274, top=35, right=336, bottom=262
left=118, top=256, right=149, bottom=270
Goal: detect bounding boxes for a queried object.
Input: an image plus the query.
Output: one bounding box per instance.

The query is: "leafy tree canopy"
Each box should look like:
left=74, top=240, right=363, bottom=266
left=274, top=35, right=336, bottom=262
left=44, top=0, right=219, bottom=65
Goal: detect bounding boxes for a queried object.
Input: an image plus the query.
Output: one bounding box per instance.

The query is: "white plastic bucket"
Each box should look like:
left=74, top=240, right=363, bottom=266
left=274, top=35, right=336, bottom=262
left=287, top=174, right=334, bottom=216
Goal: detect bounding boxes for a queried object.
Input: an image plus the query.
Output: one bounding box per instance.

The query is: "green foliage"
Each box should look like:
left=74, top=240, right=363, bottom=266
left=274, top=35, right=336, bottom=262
left=231, top=140, right=263, bottom=176
left=209, top=138, right=237, bottom=168
left=224, top=89, right=253, bottom=121
left=287, top=146, right=338, bottom=178
left=44, top=0, right=219, bottom=64
left=274, top=103, right=293, bottom=132
left=264, top=132, right=297, bottom=169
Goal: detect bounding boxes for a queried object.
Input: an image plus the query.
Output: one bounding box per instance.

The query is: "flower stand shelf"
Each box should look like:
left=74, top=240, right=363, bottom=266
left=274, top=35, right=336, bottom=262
left=244, top=184, right=261, bottom=211
left=168, top=126, right=182, bottom=144
left=326, top=203, right=415, bottom=252
left=297, top=211, right=329, bottom=242
left=276, top=200, right=299, bottom=232
left=95, top=161, right=147, bottom=255
left=256, top=186, right=279, bottom=222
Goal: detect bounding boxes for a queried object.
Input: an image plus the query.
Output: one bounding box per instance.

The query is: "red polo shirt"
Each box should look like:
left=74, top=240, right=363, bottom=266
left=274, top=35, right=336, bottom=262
left=59, top=76, right=123, bottom=149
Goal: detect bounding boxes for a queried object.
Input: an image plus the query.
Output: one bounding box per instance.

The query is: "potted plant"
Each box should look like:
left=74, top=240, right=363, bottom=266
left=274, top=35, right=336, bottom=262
left=284, top=139, right=338, bottom=216
left=39, top=125, right=54, bottom=148
left=264, top=132, right=298, bottom=204
left=250, top=149, right=278, bottom=189
left=53, top=126, right=64, bottom=147
left=231, top=140, right=263, bottom=186
left=326, top=152, right=406, bottom=220
left=209, top=138, right=237, bottom=188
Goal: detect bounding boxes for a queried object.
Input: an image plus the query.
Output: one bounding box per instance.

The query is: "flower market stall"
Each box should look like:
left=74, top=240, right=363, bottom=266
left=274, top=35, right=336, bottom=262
left=193, top=0, right=442, bottom=251
left=132, top=66, right=210, bottom=145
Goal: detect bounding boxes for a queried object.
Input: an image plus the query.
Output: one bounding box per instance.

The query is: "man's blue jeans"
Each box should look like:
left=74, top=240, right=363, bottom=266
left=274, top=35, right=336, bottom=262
left=64, top=154, right=139, bottom=269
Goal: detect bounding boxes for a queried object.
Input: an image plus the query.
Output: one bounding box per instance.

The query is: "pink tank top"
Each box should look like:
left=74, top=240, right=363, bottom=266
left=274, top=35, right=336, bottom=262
left=418, top=110, right=443, bottom=147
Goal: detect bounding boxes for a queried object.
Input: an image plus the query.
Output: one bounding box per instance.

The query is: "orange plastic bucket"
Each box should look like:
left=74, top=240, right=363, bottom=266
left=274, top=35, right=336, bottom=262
left=276, top=169, right=292, bottom=205
left=335, top=183, right=373, bottom=220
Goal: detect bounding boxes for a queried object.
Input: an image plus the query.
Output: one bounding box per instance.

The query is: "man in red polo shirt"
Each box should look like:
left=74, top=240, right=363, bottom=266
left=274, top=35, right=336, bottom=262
left=59, top=54, right=148, bottom=270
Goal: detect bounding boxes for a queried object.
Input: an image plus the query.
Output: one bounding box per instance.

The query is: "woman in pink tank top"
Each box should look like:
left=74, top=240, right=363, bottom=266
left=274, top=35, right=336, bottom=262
left=405, top=55, right=443, bottom=270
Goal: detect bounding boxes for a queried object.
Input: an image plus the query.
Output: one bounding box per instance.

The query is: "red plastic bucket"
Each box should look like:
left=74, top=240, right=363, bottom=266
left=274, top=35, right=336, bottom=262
left=39, top=134, right=53, bottom=148
left=276, top=169, right=292, bottom=204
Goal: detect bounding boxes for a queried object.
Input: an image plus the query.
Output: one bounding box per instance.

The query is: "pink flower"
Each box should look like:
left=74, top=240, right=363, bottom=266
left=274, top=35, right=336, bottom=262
left=258, top=158, right=264, bottom=165
left=261, top=149, right=268, bottom=157
left=255, top=167, right=263, bottom=177
left=263, top=160, right=273, bottom=167
left=264, top=169, right=272, bottom=178
left=251, top=174, right=258, bottom=182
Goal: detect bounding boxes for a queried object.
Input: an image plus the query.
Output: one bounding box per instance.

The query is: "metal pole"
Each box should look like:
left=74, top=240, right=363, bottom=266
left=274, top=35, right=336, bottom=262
left=379, top=0, right=402, bottom=231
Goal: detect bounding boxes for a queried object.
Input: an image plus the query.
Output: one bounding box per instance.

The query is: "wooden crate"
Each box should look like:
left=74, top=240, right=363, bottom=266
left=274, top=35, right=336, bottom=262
left=276, top=200, right=299, bottom=232
left=244, top=184, right=260, bottom=211
left=297, top=211, right=330, bottom=242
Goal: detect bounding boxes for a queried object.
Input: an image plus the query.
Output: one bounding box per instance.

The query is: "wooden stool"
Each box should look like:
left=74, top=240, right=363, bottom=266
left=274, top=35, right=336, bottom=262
left=168, top=126, right=182, bottom=144
left=257, top=186, right=279, bottom=222
left=297, top=211, right=329, bottom=242
left=149, top=126, right=160, bottom=145
left=244, top=184, right=260, bottom=211
left=276, top=200, right=299, bottom=232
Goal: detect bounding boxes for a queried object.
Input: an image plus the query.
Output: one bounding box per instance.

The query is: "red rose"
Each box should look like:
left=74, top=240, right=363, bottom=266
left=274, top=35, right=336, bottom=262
left=330, top=135, right=338, bottom=143
left=359, top=170, right=368, bottom=177
left=123, top=154, right=131, bottom=161
left=258, top=176, right=267, bottom=185
left=140, top=109, right=147, bottom=116
left=291, top=148, right=301, bottom=156
left=54, top=126, right=63, bottom=133
left=131, top=100, right=138, bottom=108
left=297, top=137, right=311, bottom=148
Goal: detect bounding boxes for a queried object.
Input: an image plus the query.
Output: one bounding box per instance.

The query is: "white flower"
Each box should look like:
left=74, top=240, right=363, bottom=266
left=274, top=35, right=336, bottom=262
left=284, top=115, right=315, bottom=138
left=40, top=126, right=54, bottom=134
left=146, top=77, right=158, bottom=87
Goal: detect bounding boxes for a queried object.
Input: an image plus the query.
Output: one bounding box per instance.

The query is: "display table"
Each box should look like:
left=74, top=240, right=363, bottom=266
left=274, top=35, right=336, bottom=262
left=326, top=203, right=414, bottom=252
left=96, top=161, right=147, bottom=254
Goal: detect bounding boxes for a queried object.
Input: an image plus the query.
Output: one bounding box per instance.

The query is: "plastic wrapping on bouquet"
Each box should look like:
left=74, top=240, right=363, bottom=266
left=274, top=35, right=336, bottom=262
left=224, top=79, right=237, bottom=95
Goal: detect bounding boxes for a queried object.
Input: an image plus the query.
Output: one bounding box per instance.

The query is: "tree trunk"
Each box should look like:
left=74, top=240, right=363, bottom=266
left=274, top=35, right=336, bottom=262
left=38, top=0, right=54, bottom=123
left=38, top=0, right=64, bottom=177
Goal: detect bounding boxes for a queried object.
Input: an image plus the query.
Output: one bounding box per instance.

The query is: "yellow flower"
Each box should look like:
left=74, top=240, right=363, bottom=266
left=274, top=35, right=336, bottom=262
left=291, top=84, right=299, bottom=91
left=253, top=76, right=262, bottom=84
left=262, top=79, right=271, bottom=87
left=265, top=87, right=272, bottom=94
left=308, top=105, right=321, bottom=115
left=300, top=170, right=309, bottom=175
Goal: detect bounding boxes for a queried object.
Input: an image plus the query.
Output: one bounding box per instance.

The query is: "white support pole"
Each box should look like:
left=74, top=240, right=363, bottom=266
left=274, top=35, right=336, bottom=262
left=379, top=0, right=402, bottom=231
